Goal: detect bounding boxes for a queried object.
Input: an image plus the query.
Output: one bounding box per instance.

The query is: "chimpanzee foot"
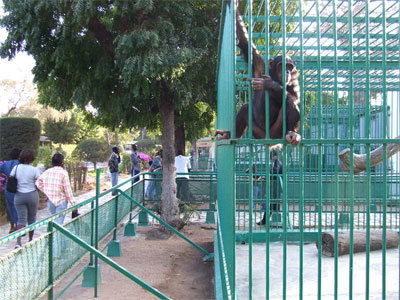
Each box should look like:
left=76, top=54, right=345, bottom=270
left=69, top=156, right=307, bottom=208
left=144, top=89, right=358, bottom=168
left=286, top=131, right=301, bottom=146
left=214, top=129, right=231, bottom=141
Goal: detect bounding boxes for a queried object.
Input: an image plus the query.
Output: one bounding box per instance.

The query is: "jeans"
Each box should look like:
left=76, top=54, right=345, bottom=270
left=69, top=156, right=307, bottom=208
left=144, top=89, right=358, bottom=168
left=146, top=176, right=158, bottom=200
left=4, top=190, right=18, bottom=224
left=111, top=172, right=118, bottom=195
left=132, top=169, right=140, bottom=183
left=47, top=200, right=68, bottom=225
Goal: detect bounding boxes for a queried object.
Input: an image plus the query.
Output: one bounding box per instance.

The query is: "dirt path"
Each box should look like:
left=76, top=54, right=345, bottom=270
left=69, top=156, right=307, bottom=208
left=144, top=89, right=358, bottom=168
left=49, top=223, right=215, bottom=300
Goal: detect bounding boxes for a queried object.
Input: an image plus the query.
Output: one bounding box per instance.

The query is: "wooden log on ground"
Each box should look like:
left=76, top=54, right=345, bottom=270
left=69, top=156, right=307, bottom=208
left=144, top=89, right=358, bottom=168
left=319, top=230, right=399, bottom=257
left=339, top=136, right=400, bottom=174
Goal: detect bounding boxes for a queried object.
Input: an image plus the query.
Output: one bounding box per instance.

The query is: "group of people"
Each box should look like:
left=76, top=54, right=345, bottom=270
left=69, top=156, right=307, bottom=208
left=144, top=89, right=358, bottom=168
left=0, top=149, right=77, bottom=248
left=108, top=144, right=193, bottom=201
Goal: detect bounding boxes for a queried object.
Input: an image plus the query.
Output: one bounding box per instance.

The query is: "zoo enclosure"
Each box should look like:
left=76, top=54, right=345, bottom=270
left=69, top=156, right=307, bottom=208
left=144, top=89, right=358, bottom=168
left=215, top=0, right=400, bottom=299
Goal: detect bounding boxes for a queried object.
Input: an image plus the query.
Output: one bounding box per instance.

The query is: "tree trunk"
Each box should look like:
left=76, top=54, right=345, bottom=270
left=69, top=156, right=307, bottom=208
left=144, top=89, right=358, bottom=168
left=175, top=121, right=186, bottom=155
left=318, top=230, right=399, bottom=257
left=159, top=80, right=183, bottom=231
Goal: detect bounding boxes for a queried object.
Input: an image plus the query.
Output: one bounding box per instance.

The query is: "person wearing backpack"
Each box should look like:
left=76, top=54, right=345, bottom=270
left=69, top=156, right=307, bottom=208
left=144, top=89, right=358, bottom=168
left=0, top=148, right=22, bottom=233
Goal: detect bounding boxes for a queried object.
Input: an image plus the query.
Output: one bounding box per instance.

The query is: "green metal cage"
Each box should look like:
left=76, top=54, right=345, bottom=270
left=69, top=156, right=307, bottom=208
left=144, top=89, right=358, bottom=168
left=215, top=0, right=400, bottom=299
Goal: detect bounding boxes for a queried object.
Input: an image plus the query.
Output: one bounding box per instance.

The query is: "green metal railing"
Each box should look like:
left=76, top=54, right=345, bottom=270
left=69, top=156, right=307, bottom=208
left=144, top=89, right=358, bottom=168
left=216, top=0, right=400, bottom=299
left=0, top=168, right=217, bottom=299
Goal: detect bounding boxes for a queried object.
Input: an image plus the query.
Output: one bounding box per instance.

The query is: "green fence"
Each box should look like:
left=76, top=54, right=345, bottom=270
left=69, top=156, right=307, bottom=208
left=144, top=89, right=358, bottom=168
left=0, top=169, right=217, bottom=299
left=215, top=0, right=400, bottom=299
left=0, top=171, right=142, bottom=299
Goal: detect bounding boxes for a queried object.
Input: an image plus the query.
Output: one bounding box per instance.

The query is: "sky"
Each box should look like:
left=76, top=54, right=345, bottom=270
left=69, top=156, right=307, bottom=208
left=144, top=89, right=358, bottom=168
left=0, top=1, right=35, bottom=115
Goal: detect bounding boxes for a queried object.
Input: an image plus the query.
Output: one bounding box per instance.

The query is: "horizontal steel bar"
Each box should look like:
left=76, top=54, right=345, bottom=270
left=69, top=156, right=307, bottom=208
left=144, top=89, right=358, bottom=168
left=52, top=222, right=171, bottom=300
left=117, top=189, right=212, bottom=258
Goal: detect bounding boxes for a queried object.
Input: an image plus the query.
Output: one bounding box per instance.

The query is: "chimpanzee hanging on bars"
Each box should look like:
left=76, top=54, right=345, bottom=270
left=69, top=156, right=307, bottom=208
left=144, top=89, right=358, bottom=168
left=215, top=2, right=301, bottom=146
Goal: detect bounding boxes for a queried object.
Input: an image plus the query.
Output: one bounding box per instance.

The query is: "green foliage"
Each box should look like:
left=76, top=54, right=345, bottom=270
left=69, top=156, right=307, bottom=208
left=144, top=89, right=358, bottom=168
left=0, top=117, right=41, bottom=161
left=0, top=0, right=220, bottom=133
left=120, top=153, right=131, bottom=175
left=134, top=139, right=158, bottom=154
left=44, top=117, right=79, bottom=145
left=34, top=146, right=53, bottom=168
left=72, top=139, right=109, bottom=165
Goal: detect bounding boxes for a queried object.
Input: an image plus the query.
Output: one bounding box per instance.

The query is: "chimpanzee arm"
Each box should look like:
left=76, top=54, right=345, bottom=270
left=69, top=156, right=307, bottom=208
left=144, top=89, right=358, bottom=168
left=236, top=9, right=265, bottom=78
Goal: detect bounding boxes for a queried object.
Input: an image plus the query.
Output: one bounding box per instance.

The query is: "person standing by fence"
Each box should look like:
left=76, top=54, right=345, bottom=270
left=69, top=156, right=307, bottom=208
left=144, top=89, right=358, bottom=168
left=0, top=148, right=22, bottom=233
left=109, top=146, right=121, bottom=196
left=36, top=153, right=77, bottom=224
left=145, top=150, right=162, bottom=200
left=130, top=144, right=141, bottom=183
left=10, top=150, right=41, bottom=248
left=175, top=150, right=191, bottom=200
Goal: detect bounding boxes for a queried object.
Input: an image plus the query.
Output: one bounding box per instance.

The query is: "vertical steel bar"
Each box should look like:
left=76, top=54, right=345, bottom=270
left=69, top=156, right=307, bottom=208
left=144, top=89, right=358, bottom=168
left=94, top=168, right=100, bottom=298
left=316, top=0, right=322, bottom=298
left=365, top=1, right=371, bottom=299
left=382, top=1, right=388, bottom=298
left=299, top=0, right=304, bottom=298
left=248, top=0, right=253, bottom=138
left=348, top=0, right=355, bottom=298
left=47, top=222, right=54, bottom=300
left=281, top=0, right=288, bottom=298
left=249, top=144, right=254, bottom=299
left=264, top=1, right=271, bottom=297
left=333, top=0, right=339, bottom=297
left=265, top=0, right=270, bottom=140
left=113, top=194, right=119, bottom=241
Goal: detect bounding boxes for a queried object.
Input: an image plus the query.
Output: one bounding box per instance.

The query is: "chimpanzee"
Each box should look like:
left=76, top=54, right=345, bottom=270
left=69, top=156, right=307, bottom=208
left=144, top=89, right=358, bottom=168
left=215, top=6, right=301, bottom=146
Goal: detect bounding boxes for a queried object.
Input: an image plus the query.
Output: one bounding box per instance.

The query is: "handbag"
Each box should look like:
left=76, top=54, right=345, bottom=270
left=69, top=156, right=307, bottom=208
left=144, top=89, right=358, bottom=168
left=6, top=165, right=18, bottom=193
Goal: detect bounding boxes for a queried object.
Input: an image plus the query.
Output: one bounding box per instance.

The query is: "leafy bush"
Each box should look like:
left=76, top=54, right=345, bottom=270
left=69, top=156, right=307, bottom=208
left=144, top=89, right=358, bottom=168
left=120, top=153, right=131, bottom=174
left=33, top=146, right=66, bottom=169
left=134, top=139, right=158, bottom=154
left=72, top=139, right=110, bottom=170
left=0, top=117, right=41, bottom=161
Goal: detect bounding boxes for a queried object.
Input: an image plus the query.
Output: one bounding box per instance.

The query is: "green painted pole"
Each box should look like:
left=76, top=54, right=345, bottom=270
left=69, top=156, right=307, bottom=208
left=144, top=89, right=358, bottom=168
left=94, top=168, right=100, bottom=298
left=113, top=194, right=119, bottom=241
left=47, top=222, right=54, bottom=300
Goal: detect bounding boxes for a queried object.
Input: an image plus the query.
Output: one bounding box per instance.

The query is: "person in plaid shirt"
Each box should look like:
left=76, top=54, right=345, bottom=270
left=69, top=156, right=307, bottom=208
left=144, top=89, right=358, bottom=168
left=36, top=153, right=77, bottom=224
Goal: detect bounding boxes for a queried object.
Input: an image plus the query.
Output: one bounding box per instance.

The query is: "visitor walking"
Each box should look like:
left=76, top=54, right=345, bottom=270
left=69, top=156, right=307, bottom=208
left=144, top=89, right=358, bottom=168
left=36, top=153, right=77, bottom=224
left=108, top=146, right=121, bottom=195
left=130, top=144, right=141, bottom=183
left=10, top=150, right=41, bottom=248
left=0, top=148, right=21, bottom=233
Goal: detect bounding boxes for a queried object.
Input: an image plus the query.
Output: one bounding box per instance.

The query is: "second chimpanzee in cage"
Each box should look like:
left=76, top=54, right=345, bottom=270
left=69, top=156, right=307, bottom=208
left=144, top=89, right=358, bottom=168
left=215, top=4, right=301, bottom=146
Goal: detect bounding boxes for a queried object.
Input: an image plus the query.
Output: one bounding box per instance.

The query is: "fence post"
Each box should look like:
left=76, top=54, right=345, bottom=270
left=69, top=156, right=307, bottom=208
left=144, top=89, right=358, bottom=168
left=47, top=222, right=54, bottom=300
left=124, top=178, right=137, bottom=236
left=138, top=175, right=149, bottom=226
left=82, top=168, right=102, bottom=289
left=108, top=192, right=121, bottom=257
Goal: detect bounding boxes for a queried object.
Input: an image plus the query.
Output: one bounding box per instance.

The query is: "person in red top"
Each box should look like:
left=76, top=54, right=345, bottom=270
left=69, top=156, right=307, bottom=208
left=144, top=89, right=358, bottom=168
left=36, top=153, right=77, bottom=224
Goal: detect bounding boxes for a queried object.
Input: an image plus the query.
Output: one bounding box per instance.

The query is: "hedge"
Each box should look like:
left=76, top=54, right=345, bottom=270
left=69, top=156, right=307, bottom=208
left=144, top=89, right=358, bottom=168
left=0, top=117, right=41, bottom=161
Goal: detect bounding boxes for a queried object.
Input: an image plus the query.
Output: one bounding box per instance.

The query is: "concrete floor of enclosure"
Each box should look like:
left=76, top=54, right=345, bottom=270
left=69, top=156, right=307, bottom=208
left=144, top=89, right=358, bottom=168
left=236, top=242, right=399, bottom=300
